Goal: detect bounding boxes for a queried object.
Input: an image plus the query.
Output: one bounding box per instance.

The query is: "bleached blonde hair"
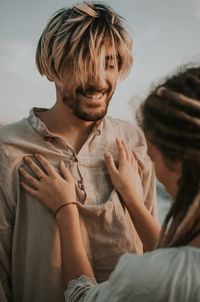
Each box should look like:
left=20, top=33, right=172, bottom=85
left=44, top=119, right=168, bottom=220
left=35, top=1, right=133, bottom=85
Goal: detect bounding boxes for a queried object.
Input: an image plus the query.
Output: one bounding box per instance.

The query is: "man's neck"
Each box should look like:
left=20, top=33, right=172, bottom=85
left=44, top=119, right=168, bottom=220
left=38, top=104, right=97, bottom=153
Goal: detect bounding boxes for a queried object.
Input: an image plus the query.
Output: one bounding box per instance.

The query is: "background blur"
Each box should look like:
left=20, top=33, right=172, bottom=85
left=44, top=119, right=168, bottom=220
left=0, top=0, right=200, bottom=221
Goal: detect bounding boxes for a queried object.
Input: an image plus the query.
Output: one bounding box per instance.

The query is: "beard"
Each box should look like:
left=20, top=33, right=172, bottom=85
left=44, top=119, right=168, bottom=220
left=61, top=86, right=113, bottom=121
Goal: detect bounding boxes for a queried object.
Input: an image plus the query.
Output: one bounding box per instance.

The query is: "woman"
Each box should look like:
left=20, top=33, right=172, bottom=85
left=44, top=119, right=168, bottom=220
left=19, top=66, right=200, bottom=301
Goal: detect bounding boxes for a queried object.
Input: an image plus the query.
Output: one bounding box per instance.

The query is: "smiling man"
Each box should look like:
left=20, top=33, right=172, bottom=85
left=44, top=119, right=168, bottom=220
left=0, top=2, right=157, bottom=302
left=55, top=52, right=118, bottom=123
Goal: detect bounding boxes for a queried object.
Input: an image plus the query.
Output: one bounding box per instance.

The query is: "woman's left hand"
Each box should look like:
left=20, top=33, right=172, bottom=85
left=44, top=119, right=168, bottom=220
left=104, top=138, right=144, bottom=206
left=19, top=154, right=76, bottom=213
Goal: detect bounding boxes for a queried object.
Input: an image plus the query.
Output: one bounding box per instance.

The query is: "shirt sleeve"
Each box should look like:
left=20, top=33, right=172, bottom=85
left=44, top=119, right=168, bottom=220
left=64, top=276, right=97, bottom=301
left=63, top=251, right=176, bottom=302
left=64, top=254, right=139, bottom=302
left=0, top=187, right=14, bottom=302
left=64, top=275, right=114, bottom=302
left=64, top=254, right=143, bottom=302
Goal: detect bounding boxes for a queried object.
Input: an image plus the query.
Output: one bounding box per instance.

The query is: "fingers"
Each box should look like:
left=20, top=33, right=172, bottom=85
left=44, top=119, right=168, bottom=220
left=106, top=138, right=138, bottom=168
left=35, top=154, right=55, bottom=176
left=24, top=156, right=46, bottom=180
left=116, top=138, right=133, bottom=162
left=116, top=138, right=138, bottom=167
left=20, top=154, right=57, bottom=189
left=104, top=151, right=118, bottom=175
left=22, top=155, right=70, bottom=183
left=121, top=140, right=131, bottom=161
left=19, top=167, right=39, bottom=189
left=60, top=161, right=73, bottom=181
left=116, top=138, right=126, bottom=163
left=20, top=181, right=39, bottom=197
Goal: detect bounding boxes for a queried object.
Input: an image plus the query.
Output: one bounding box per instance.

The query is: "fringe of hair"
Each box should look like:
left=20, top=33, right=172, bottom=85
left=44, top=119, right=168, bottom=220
left=35, top=1, right=133, bottom=86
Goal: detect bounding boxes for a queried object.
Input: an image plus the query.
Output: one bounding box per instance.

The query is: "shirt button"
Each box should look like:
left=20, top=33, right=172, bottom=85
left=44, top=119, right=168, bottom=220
left=96, top=129, right=101, bottom=136
left=44, top=136, right=54, bottom=142
left=72, top=154, right=78, bottom=162
left=78, top=180, right=85, bottom=190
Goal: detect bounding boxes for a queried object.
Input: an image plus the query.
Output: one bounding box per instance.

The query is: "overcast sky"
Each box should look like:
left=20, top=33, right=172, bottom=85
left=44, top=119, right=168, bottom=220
left=0, top=0, right=200, bottom=124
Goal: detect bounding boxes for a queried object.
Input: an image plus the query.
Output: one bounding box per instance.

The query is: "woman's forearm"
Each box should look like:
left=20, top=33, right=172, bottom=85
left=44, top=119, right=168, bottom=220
left=56, top=205, right=95, bottom=289
left=123, top=193, right=161, bottom=251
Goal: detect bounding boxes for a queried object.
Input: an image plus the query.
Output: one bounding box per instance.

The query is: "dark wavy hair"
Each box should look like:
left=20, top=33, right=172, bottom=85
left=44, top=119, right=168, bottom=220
left=138, top=66, right=200, bottom=247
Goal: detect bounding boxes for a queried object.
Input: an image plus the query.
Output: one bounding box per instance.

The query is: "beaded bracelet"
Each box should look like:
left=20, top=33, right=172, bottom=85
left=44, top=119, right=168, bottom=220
left=54, top=202, right=77, bottom=217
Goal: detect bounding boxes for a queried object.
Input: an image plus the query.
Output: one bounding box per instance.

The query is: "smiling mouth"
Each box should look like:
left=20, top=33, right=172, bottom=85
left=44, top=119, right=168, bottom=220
left=79, top=91, right=106, bottom=100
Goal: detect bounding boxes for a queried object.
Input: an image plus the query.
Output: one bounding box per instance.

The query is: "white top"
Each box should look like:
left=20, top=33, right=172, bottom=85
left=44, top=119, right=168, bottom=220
left=64, top=246, right=200, bottom=302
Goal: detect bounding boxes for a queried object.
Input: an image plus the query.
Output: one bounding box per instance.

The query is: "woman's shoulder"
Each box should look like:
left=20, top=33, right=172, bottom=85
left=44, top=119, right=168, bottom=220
left=114, top=246, right=200, bottom=276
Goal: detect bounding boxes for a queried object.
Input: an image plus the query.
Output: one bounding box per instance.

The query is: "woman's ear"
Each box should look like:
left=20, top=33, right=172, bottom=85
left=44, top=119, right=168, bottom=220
left=172, top=160, right=182, bottom=173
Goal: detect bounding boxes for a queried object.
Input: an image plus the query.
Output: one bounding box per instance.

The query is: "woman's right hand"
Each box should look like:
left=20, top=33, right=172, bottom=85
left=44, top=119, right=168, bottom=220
left=19, top=154, right=76, bottom=214
left=104, top=138, right=144, bottom=206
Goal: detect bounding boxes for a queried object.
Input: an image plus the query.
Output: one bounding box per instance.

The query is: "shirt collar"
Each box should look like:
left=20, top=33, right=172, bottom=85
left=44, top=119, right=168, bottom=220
left=28, top=107, right=54, bottom=138
left=28, top=107, right=104, bottom=139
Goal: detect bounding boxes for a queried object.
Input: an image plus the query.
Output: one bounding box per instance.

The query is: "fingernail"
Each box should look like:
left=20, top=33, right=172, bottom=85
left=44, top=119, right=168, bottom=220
left=61, top=160, right=65, bottom=166
left=24, top=156, right=30, bottom=162
left=104, top=151, right=111, bottom=158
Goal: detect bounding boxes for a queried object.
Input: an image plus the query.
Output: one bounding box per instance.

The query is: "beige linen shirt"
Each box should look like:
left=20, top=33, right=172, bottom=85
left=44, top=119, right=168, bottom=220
left=0, top=108, right=156, bottom=302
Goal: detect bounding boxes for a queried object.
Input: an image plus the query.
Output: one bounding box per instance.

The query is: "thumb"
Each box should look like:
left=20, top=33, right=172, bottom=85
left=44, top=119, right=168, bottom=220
left=104, top=151, right=118, bottom=176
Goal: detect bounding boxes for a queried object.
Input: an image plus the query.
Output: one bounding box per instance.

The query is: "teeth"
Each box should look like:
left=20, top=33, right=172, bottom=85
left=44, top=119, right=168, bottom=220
left=85, top=93, right=104, bottom=99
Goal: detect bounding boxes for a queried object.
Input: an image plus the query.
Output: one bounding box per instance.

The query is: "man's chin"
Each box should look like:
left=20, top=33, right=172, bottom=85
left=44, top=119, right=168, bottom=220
left=73, top=109, right=107, bottom=122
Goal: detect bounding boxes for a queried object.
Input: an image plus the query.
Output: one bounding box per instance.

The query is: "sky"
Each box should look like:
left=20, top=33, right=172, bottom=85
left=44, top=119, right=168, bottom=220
left=0, top=0, right=200, bottom=124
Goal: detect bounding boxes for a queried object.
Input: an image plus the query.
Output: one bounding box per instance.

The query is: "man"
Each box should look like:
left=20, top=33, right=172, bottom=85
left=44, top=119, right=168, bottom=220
left=0, top=2, right=156, bottom=302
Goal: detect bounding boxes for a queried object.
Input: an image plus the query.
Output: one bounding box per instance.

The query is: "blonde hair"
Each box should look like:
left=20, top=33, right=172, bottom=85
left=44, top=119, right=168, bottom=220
left=36, top=1, right=133, bottom=85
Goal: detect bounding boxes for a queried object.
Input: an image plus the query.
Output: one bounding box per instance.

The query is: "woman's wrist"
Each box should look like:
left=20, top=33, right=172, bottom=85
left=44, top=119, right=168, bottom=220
left=56, top=203, right=81, bottom=242
left=55, top=202, right=79, bottom=221
left=121, top=191, right=143, bottom=208
left=54, top=202, right=77, bottom=217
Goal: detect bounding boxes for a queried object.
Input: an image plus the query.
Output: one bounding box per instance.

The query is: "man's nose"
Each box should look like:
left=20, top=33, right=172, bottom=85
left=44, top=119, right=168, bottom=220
left=88, top=72, right=106, bottom=87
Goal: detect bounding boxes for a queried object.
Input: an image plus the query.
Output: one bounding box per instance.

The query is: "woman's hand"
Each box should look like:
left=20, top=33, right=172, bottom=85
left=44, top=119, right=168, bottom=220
left=19, top=154, right=76, bottom=213
left=104, top=138, right=143, bottom=206
left=19, top=154, right=95, bottom=283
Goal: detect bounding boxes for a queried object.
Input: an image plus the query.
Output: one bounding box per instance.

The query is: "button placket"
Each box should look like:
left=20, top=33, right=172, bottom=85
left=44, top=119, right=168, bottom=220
left=78, top=179, right=85, bottom=190
left=76, top=161, right=87, bottom=204
left=69, top=152, right=87, bottom=204
left=43, top=136, right=54, bottom=143
left=72, top=153, right=78, bottom=162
